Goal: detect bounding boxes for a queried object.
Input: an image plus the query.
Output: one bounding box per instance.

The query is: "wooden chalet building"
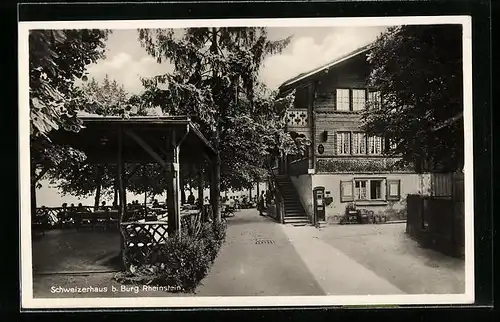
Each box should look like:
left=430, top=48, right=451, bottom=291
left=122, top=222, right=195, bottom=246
left=271, top=44, right=425, bottom=225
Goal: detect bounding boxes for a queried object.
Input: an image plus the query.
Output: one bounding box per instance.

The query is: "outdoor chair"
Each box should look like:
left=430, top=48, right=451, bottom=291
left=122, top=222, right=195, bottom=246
left=93, top=211, right=110, bottom=231
left=75, top=212, right=94, bottom=231
left=32, top=215, right=49, bottom=237
left=107, top=211, right=120, bottom=230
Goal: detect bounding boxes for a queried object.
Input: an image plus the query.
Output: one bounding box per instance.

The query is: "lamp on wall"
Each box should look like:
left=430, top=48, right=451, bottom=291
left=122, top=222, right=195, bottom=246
left=321, top=131, right=328, bottom=142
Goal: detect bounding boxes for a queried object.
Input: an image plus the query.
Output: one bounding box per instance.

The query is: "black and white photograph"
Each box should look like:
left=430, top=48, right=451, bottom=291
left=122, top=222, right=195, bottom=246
left=19, top=16, right=474, bottom=309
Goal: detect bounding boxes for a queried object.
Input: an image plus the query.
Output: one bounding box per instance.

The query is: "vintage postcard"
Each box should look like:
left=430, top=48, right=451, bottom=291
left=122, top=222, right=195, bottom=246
left=19, top=15, right=474, bottom=309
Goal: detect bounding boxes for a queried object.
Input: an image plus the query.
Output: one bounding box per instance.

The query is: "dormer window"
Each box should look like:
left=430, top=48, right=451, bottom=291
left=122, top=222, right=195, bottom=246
left=335, top=88, right=368, bottom=111
left=352, top=89, right=366, bottom=111
left=336, top=89, right=350, bottom=111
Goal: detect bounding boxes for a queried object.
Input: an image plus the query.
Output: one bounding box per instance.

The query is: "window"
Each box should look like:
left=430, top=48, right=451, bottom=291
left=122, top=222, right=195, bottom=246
left=354, top=180, right=368, bottom=200
left=352, top=132, right=366, bottom=155
left=368, top=91, right=382, bottom=108
left=336, top=132, right=351, bottom=155
left=340, top=179, right=401, bottom=203
left=352, top=89, right=366, bottom=111
left=367, top=136, right=383, bottom=155
left=370, top=180, right=383, bottom=200
left=336, top=89, right=350, bottom=111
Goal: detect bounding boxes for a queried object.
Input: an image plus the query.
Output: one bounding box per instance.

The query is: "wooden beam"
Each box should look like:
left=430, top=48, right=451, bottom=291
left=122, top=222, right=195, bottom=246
left=124, top=129, right=168, bottom=169
left=35, top=165, right=50, bottom=183
left=165, top=131, right=180, bottom=236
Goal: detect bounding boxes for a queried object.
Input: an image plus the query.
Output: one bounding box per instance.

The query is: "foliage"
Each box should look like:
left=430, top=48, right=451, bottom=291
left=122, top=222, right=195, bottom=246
left=78, top=75, right=130, bottom=115
left=115, top=220, right=227, bottom=293
left=136, top=27, right=301, bottom=192
left=361, top=25, right=463, bottom=172
left=29, top=29, right=110, bottom=138
left=44, top=74, right=143, bottom=197
left=30, top=29, right=111, bottom=191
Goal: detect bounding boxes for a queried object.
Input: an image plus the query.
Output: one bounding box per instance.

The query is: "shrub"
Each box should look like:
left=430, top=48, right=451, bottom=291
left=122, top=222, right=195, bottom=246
left=115, top=220, right=228, bottom=293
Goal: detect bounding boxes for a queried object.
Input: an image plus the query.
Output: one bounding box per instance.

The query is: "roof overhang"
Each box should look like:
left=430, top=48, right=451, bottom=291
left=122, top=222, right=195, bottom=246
left=50, top=115, right=217, bottom=165
left=278, top=44, right=372, bottom=94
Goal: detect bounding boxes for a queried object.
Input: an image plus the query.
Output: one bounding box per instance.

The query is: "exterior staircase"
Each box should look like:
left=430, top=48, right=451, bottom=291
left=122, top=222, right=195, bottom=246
left=274, top=174, right=311, bottom=225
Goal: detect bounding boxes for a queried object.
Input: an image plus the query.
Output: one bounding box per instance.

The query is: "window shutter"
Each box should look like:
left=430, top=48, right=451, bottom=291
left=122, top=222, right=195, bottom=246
left=340, top=180, right=354, bottom=202
left=386, top=179, right=401, bottom=201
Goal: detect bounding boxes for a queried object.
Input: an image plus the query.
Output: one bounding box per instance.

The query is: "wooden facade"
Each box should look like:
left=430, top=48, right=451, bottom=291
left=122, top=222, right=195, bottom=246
left=279, top=46, right=412, bottom=176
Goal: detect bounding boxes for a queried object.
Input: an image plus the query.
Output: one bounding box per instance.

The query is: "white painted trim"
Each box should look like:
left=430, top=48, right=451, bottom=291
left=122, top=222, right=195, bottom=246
left=280, top=46, right=371, bottom=88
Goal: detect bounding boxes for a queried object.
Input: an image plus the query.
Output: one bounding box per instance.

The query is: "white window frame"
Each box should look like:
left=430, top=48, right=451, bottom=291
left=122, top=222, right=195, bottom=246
left=352, top=132, right=366, bottom=155
left=352, top=89, right=366, bottom=111
left=354, top=178, right=385, bottom=201
left=336, top=89, right=350, bottom=111
left=368, top=90, right=382, bottom=109
left=341, top=178, right=401, bottom=203
left=336, top=132, right=351, bottom=155
left=367, top=136, right=383, bottom=155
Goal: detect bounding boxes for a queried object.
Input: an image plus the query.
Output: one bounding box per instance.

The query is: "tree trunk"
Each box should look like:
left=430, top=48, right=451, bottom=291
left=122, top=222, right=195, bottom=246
left=117, top=127, right=127, bottom=270
left=256, top=181, right=260, bottom=198
left=31, top=158, right=37, bottom=221
left=210, top=27, right=222, bottom=222
left=113, top=186, right=118, bottom=206
left=93, top=165, right=103, bottom=211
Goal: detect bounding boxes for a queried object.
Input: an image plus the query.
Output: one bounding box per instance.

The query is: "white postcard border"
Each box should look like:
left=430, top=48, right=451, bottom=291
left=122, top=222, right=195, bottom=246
left=19, top=15, right=474, bottom=309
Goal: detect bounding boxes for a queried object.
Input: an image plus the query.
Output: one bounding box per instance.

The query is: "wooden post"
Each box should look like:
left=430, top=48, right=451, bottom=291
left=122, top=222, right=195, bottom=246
left=166, top=132, right=180, bottom=236
left=93, top=165, right=103, bottom=211
left=117, top=126, right=128, bottom=270
left=197, top=165, right=204, bottom=209
left=209, top=165, right=218, bottom=221
left=180, top=167, right=186, bottom=205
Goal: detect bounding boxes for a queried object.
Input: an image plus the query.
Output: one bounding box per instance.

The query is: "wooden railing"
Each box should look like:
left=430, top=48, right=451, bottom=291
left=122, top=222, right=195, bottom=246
left=120, top=208, right=208, bottom=265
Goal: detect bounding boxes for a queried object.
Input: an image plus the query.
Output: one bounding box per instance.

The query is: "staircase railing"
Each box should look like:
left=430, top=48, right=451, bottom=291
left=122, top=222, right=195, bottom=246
left=267, top=164, right=285, bottom=224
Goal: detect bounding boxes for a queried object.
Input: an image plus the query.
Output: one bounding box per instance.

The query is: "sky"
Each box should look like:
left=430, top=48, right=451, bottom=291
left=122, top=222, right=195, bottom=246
left=38, top=25, right=388, bottom=207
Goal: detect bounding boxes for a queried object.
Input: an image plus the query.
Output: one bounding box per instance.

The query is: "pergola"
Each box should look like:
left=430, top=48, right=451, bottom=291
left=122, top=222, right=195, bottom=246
left=50, top=114, right=219, bottom=236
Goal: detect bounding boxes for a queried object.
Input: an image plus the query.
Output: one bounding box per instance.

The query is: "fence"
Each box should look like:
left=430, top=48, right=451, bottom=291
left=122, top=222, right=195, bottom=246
left=406, top=172, right=464, bottom=258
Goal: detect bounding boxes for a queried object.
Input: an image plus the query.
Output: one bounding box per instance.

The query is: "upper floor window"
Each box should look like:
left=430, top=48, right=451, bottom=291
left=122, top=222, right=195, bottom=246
left=336, top=89, right=350, bottom=111
left=352, top=89, right=366, bottom=111
left=336, top=132, right=384, bottom=155
left=368, top=136, right=383, bottom=155
left=336, top=132, right=351, bottom=155
left=352, top=132, right=366, bottom=155
left=368, top=90, right=382, bottom=108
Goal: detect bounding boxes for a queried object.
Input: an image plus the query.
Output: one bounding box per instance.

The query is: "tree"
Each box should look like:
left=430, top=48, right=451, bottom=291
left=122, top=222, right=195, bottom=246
left=79, top=75, right=129, bottom=115
left=46, top=75, right=151, bottom=208
left=137, top=27, right=298, bottom=219
left=29, top=29, right=110, bottom=214
left=29, top=29, right=110, bottom=137
left=361, top=25, right=463, bottom=172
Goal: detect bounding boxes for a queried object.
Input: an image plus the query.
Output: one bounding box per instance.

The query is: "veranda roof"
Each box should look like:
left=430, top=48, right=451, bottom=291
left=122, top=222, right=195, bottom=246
left=51, top=115, right=217, bottom=165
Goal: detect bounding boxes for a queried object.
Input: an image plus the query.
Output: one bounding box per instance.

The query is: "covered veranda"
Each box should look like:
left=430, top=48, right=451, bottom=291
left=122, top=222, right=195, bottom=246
left=47, top=114, right=220, bottom=268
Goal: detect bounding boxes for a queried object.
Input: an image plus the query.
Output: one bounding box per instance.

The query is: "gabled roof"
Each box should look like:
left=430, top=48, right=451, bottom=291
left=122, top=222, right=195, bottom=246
left=278, top=43, right=373, bottom=91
